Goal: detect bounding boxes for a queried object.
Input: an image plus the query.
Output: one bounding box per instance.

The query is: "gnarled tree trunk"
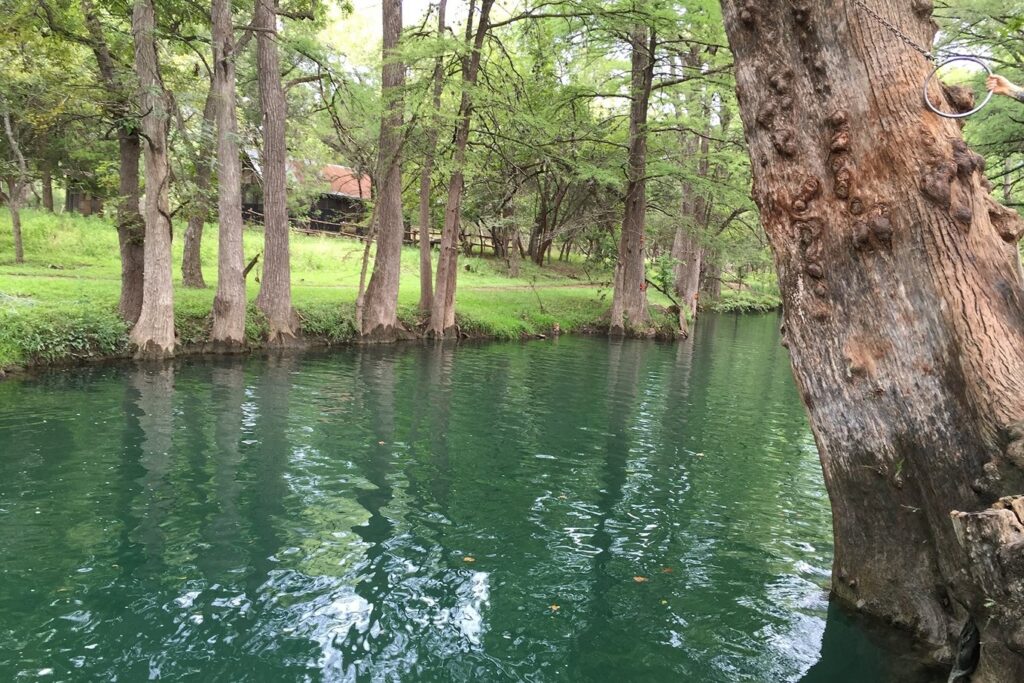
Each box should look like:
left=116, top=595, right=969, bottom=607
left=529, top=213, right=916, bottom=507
left=129, top=0, right=174, bottom=358
left=609, top=26, right=655, bottom=336
left=209, top=0, right=247, bottom=349
left=253, top=0, right=296, bottom=343
left=720, top=1, right=1024, bottom=679
left=361, top=0, right=407, bottom=341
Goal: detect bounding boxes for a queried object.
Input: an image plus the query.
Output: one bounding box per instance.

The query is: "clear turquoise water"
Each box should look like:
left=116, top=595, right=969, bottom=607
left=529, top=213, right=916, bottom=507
left=0, top=314, right=937, bottom=681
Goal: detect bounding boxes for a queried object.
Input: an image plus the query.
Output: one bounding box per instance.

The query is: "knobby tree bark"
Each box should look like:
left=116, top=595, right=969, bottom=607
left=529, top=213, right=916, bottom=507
left=209, top=0, right=247, bottom=348
left=720, top=1, right=1024, bottom=679
left=129, top=0, right=175, bottom=357
left=428, top=0, right=495, bottom=338
left=78, top=0, right=145, bottom=324
left=181, top=86, right=218, bottom=289
left=253, top=0, right=296, bottom=343
left=417, top=0, right=447, bottom=314
left=609, top=26, right=655, bottom=336
left=361, top=0, right=408, bottom=341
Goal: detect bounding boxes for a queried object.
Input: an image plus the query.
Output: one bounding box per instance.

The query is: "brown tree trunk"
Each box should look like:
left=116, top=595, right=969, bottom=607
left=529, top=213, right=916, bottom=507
left=40, top=164, right=54, bottom=212
left=2, top=112, right=27, bottom=265
left=609, top=26, right=654, bottom=336
left=182, top=87, right=217, bottom=289
left=361, top=0, right=407, bottom=341
left=209, top=0, right=247, bottom=349
left=129, top=0, right=175, bottom=358
left=428, top=0, right=495, bottom=338
left=78, top=0, right=145, bottom=324
left=670, top=226, right=701, bottom=318
left=117, top=133, right=145, bottom=324
left=253, top=0, right=296, bottom=343
left=721, top=1, right=1024, bottom=679
left=417, top=0, right=447, bottom=314
left=5, top=178, right=24, bottom=264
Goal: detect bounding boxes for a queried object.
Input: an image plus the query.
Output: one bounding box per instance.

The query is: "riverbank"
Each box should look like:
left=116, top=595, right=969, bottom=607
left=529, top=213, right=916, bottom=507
left=0, top=210, right=778, bottom=375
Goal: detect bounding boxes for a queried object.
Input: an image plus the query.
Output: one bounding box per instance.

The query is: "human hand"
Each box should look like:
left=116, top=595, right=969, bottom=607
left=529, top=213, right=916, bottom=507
left=987, top=74, right=1018, bottom=97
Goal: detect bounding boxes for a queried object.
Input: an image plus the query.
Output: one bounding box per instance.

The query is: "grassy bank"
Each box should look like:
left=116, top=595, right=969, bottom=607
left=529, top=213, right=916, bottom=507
left=0, top=211, right=648, bottom=371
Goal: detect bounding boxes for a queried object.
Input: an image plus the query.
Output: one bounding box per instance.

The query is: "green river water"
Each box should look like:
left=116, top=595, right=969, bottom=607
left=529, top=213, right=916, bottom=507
left=0, top=314, right=939, bottom=681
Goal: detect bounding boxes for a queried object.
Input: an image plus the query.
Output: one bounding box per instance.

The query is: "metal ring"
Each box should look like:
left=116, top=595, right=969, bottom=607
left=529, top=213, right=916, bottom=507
left=923, top=56, right=994, bottom=119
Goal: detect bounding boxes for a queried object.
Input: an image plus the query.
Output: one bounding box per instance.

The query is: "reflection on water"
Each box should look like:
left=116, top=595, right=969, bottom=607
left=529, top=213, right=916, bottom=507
left=0, top=314, right=938, bottom=681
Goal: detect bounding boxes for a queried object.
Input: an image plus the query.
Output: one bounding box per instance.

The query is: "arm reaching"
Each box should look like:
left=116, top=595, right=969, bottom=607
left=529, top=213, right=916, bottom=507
left=987, top=74, right=1024, bottom=103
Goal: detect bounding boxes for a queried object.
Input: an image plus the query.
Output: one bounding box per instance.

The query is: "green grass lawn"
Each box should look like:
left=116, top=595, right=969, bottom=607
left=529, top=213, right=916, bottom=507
left=0, top=209, right=677, bottom=370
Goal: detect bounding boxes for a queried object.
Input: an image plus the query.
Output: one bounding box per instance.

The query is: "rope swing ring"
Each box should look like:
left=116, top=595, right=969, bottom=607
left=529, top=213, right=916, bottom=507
left=923, top=56, right=994, bottom=119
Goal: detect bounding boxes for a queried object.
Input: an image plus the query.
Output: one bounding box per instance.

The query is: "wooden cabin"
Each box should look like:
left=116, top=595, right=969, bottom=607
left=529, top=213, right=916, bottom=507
left=241, top=154, right=371, bottom=232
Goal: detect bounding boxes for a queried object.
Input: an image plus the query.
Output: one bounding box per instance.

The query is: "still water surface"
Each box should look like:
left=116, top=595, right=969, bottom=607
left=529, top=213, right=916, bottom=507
left=0, top=314, right=937, bottom=681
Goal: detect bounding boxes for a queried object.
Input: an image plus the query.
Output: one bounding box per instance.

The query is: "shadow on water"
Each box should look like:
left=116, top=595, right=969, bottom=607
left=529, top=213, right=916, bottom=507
left=0, top=315, right=945, bottom=681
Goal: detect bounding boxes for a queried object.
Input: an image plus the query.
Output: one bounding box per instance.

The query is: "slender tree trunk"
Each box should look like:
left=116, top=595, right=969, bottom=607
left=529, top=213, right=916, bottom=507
left=129, top=0, right=174, bottom=357
left=721, top=1, right=1024, bottom=679
left=5, top=178, right=24, bottom=264
left=362, top=0, right=407, bottom=341
left=209, top=0, right=247, bottom=348
left=428, top=0, right=495, bottom=338
left=40, top=163, right=54, bottom=212
left=671, top=227, right=701, bottom=318
left=182, top=88, right=217, bottom=289
left=253, top=0, right=296, bottom=343
left=418, top=0, right=446, bottom=314
left=609, top=26, right=654, bottom=336
left=79, top=0, right=145, bottom=324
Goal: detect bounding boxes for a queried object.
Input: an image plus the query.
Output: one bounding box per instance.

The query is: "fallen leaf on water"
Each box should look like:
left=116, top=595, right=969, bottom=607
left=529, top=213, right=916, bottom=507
left=463, top=556, right=476, bottom=563
left=549, top=604, right=560, bottom=612
left=558, top=494, right=567, bottom=500
left=378, top=441, right=386, bottom=445
left=661, top=567, right=674, bottom=574
left=661, top=599, right=669, bottom=605
left=633, top=576, right=648, bottom=583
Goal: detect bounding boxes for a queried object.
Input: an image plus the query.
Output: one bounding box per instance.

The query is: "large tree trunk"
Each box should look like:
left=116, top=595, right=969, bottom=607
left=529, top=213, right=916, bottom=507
left=181, top=87, right=217, bottom=289
left=253, top=0, right=296, bottom=343
left=361, top=0, right=407, bottom=341
left=417, top=0, right=447, bottom=315
left=721, top=1, right=1024, bottom=679
left=428, top=0, right=495, bottom=338
left=129, top=0, right=175, bottom=358
left=609, top=26, right=654, bottom=336
left=78, top=0, right=144, bottom=324
left=209, top=0, right=247, bottom=349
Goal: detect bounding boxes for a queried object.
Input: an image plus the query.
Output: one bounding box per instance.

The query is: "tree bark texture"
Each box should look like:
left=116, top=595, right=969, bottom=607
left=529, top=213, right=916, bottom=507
left=428, top=0, right=495, bottom=338
left=79, top=0, right=145, bottom=324
left=209, top=0, right=247, bottom=348
left=361, top=0, right=407, bottom=341
left=417, top=0, right=447, bottom=314
left=129, top=0, right=175, bottom=358
left=253, top=0, right=296, bottom=343
left=182, top=86, right=218, bottom=289
left=720, top=1, right=1024, bottom=678
left=609, top=26, right=655, bottom=336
